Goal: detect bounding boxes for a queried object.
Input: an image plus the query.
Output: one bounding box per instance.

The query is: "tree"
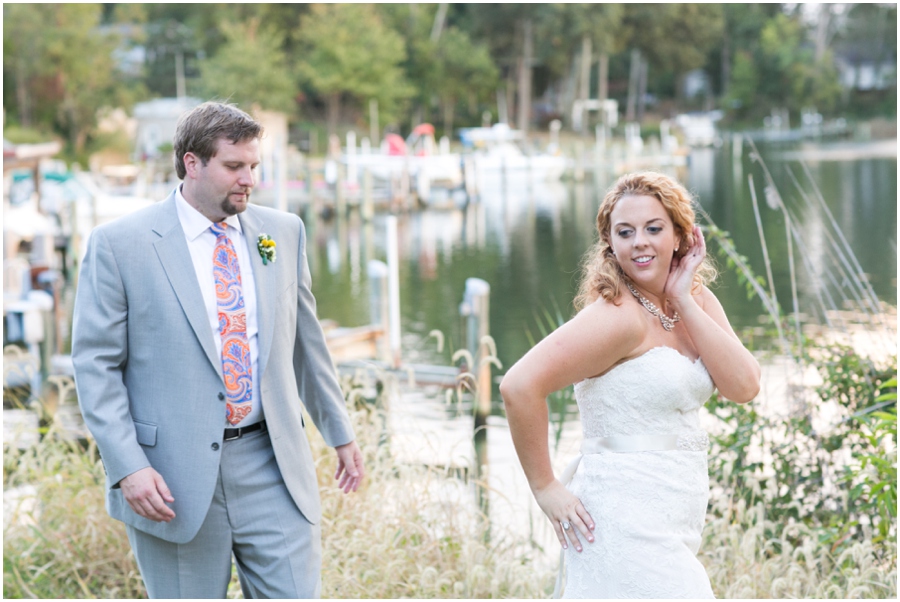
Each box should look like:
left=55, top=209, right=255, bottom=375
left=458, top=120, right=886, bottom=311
left=710, top=3, right=783, bottom=104
left=3, top=3, right=138, bottom=158
left=759, top=12, right=843, bottom=114
left=620, top=4, right=725, bottom=114
left=428, top=27, right=499, bottom=134
left=295, top=4, right=412, bottom=136
left=195, top=18, right=297, bottom=113
left=549, top=4, right=625, bottom=129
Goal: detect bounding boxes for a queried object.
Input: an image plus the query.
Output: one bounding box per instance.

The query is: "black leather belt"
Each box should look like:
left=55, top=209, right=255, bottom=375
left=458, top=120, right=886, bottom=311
left=224, top=420, right=267, bottom=442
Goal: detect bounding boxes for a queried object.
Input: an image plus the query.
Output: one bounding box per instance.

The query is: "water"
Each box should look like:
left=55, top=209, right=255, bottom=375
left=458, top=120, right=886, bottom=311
left=308, top=139, right=897, bottom=372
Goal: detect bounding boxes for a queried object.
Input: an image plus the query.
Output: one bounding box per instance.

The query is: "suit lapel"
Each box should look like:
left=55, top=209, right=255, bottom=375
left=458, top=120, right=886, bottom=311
left=151, top=196, right=223, bottom=381
left=239, top=207, right=277, bottom=381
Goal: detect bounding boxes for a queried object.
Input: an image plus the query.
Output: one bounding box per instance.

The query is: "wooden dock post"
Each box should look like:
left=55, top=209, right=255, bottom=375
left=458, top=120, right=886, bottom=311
left=346, top=130, right=357, bottom=187
left=385, top=216, right=402, bottom=368
left=367, top=259, right=391, bottom=363
left=461, top=277, right=491, bottom=531
left=336, top=162, right=347, bottom=218
left=362, top=168, right=374, bottom=222
left=461, top=278, right=491, bottom=430
left=574, top=139, right=585, bottom=181
left=463, top=156, right=477, bottom=200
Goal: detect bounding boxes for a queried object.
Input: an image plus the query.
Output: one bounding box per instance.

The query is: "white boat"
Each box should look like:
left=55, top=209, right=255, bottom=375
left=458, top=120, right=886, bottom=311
left=341, top=124, right=463, bottom=188
left=459, top=123, right=568, bottom=181
left=673, top=111, right=724, bottom=147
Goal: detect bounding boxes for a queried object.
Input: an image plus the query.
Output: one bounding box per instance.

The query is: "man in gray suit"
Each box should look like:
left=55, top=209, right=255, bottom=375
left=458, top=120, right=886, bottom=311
left=72, top=101, right=364, bottom=598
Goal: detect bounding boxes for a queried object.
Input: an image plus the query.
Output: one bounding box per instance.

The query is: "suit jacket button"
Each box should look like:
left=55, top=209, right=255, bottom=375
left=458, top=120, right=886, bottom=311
left=218, top=392, right=225, bottom=401
left=211, top=442, right=220, bottom=451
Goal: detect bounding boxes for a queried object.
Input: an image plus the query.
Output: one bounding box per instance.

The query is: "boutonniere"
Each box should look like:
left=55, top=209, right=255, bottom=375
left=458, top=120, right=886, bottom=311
left=257, top=233, right=277, bottom=265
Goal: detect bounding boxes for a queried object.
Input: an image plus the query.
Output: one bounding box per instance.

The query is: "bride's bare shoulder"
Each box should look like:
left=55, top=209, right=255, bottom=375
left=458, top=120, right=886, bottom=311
left=575, top=294, right=645, bottom=328
left=566, top=294, right=648, bottom=349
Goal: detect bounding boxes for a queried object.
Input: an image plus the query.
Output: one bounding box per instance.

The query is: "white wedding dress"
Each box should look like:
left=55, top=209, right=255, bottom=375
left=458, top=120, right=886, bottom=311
left=561, top=346, right=716, bottom=599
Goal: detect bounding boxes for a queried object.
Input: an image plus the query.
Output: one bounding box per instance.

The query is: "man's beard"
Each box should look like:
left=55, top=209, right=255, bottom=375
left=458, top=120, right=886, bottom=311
left=220, top=192, right=250, bottom=216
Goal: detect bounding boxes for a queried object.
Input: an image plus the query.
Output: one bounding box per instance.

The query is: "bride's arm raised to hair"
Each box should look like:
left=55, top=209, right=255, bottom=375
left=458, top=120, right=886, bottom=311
left=499, top=299, right=642, bottom=550
left=666, top=225, right=761, bottom=403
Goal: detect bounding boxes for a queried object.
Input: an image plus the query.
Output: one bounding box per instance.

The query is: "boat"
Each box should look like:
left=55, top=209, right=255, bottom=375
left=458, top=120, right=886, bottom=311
left=342, top=123, right=463, bottom=190
left=458, top=123, right=569, bottom=181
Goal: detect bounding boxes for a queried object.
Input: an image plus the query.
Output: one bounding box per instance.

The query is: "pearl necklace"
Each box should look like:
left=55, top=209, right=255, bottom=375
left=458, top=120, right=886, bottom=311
left=625, top=281, right=681, bottom=331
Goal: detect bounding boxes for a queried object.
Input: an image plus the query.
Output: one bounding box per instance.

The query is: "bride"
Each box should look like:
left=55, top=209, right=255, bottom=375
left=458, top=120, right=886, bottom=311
left=499, top=172, right=760, bottom=598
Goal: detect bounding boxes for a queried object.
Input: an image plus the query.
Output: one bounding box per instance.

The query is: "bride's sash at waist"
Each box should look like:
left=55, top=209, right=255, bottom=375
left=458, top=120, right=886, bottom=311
left=559, top=432, right=709, bottom=487
left=552, top=431, right=709, bottom=598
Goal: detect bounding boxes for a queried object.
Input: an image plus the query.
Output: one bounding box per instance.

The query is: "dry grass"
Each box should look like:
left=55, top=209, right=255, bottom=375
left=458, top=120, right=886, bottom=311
left=3, top=409, right=551, bottom=599
left=3, top=424, right=144, bottom=598
left=4, top=407, right=895, bottom=599
left=701, top=494, right=897, bottom=598
left=312, top=406, right=553, bottom=598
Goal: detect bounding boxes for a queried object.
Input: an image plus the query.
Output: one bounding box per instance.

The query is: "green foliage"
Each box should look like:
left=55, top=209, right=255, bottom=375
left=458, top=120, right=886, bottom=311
left=705, top=345, right=897, bottom=555
left=1, top=124, right=59, bottom=145
left=3, top=3, right=143, bottom=160
left=3, top=2, right=895, bottom=155
left=295, top=4, right=412, bottom=133
left=621, top=4, right=725, bottom=77
left=427, top=27, right=499, bottom=133
left=816, top=351, right=897, bottom=543
left=725, top=51, right=761, bottom=113
left=196, top=18, right=297, bottom=113
left=704, top=213, right=896, bottom=555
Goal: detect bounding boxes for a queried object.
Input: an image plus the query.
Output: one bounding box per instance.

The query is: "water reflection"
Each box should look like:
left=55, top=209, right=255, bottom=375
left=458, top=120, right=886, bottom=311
left=310, top=140, right=895, bottom=371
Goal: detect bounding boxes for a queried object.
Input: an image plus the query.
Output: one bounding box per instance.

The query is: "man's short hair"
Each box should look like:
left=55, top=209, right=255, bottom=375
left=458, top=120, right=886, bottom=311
left=173, top=102, right=264, bottom=180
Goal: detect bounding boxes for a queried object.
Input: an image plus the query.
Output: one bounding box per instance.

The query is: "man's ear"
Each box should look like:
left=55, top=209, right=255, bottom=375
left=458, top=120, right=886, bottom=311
left=183, top=152, right=201, bottom=179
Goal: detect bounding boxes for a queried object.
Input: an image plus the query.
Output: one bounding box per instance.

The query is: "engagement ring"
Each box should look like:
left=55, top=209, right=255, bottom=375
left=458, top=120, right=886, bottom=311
left=562, top=521, right=571, bottom=530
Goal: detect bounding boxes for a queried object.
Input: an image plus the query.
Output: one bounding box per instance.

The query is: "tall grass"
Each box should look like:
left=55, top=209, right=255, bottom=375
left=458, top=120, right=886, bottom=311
left=4, top=363, right=897, bottom=598
left=3, top=426, right=144, bottom=598
left=3, top=403, right=552, bottom=599
left=701, top=495, right=897, bottom=598
left=313, top=396, right=553, bottom=598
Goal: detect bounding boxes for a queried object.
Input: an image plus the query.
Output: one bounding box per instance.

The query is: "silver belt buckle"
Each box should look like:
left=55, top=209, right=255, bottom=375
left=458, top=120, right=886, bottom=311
left=223, top=429, right=242, bottom=442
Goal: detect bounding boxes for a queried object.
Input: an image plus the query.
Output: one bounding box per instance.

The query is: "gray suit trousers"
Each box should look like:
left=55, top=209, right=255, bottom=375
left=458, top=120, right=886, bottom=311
left=126, top=427, right=322, bottom=598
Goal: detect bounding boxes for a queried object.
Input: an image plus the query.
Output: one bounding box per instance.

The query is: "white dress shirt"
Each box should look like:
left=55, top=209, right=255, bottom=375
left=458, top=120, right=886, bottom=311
left=175, top=186, right=263, bottom=426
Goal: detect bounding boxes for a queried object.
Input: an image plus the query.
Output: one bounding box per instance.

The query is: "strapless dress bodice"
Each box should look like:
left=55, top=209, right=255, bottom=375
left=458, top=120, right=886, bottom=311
left=573, top=346, right=714, bottom=440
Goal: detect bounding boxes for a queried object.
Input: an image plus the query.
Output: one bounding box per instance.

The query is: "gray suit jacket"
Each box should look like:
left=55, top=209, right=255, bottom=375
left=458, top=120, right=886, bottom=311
left=72, top=192, right=355, bottom=544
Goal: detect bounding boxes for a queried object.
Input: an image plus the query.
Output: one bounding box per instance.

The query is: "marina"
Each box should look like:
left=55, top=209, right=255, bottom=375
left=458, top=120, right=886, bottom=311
left=4, top=119, right=896, bottom=577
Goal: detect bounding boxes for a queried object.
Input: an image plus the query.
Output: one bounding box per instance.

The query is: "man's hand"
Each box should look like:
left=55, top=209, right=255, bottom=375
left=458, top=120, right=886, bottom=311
left=334, top=441, right=365, bottom=493
left=119, top=467, right=176, bottom=522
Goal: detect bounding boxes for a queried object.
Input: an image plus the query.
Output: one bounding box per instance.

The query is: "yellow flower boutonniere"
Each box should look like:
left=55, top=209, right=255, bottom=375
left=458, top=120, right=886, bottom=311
left=257, top=233, right=276, bottom=265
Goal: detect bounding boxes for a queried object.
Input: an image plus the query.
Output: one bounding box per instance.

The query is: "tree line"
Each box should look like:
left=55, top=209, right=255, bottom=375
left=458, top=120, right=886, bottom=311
left=3, top=3, right=896, bottom=161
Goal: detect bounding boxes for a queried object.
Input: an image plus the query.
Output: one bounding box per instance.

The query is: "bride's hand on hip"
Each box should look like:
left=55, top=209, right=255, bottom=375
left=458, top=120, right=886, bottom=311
left=534, top=479, right=595, bottom=552
left=665, top=224, right=706, bottom=306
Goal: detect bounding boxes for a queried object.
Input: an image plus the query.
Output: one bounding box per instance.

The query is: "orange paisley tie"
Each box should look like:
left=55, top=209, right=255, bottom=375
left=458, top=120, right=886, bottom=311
left=210, top=222, right=252, bottom=425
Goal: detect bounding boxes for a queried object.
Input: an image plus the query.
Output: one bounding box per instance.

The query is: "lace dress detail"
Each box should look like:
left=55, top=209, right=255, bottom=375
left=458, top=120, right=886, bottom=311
left=563, top=346, right=716, bottom=599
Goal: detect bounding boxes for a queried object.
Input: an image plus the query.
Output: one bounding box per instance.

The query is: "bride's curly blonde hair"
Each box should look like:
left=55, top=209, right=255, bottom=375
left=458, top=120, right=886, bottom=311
left=573, top=171, right=717, bottom=311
